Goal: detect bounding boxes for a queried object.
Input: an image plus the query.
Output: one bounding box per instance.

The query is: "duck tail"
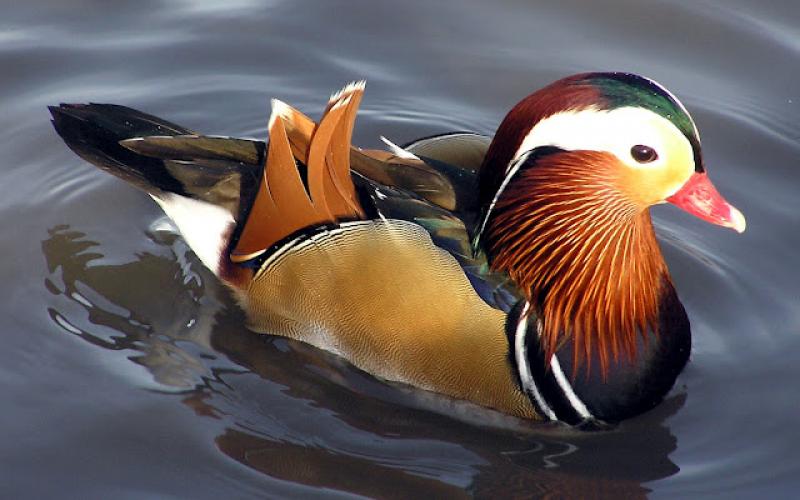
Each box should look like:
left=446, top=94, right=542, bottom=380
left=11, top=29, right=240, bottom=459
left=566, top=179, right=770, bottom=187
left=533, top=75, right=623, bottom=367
left=48, top=103, right=200, bottom=197
left=49, top=103, right=268, bottom=275
left=49, top=103, right=268, bottom=217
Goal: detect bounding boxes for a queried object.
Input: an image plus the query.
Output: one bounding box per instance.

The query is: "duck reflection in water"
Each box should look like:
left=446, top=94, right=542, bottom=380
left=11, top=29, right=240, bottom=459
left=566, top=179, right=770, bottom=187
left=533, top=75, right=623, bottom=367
left=42, top=223, right=685, bottom=499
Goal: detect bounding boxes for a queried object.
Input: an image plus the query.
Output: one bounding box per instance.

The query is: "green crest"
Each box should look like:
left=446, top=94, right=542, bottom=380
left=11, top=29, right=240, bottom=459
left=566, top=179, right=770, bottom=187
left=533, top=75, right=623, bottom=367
left=581, top=73, right=704, bottom=171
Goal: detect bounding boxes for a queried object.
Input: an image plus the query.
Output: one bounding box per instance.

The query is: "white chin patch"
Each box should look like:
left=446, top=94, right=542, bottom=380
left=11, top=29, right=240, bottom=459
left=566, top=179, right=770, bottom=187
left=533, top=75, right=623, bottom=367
left=151, top=194, right=234, bottom=275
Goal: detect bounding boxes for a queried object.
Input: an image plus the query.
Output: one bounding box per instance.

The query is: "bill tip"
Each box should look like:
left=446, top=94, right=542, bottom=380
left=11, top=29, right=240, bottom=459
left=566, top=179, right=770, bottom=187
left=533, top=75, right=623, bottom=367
left=730, top=206, right=747, bottom=234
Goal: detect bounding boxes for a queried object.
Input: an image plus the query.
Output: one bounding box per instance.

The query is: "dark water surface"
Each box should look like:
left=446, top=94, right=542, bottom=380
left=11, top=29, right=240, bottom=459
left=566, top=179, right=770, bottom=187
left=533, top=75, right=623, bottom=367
left=1, top=0, right=798, bottom=498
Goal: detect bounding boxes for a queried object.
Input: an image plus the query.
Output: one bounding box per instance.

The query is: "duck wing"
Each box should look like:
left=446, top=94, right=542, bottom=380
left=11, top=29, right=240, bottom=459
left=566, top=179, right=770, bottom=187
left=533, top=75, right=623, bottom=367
left=355, top=170, right=520, bottom=312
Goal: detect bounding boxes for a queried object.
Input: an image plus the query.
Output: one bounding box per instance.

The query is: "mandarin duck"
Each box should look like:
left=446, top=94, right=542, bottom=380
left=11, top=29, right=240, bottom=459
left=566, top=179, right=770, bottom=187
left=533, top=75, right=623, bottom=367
left=49, top=73, right=745, bottom=425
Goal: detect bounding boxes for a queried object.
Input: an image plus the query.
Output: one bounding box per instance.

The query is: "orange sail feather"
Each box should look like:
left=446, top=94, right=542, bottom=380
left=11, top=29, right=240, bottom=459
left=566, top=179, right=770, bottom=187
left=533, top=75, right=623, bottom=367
left=231, top=83, right=366, bottom=262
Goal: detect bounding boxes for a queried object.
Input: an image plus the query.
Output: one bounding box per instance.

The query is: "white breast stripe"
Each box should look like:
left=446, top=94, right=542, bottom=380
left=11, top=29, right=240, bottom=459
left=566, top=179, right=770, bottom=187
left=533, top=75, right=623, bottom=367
left=515, top=302, right=557, bottom=421
left=380, top=136, right=422, bottom=160
left=549, top=354, right=594, bottom=420
left=474, top=150, right=534, bottom=246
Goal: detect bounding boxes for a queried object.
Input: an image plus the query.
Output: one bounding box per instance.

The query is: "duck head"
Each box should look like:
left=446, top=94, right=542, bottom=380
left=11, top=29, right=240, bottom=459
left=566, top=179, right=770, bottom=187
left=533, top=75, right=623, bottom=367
left=475, top=72, right=745, bottom=375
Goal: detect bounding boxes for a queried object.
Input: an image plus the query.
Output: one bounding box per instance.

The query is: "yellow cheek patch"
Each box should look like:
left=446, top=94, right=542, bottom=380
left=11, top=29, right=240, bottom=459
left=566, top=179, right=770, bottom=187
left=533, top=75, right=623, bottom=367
left=619, top=117, right=695, bottom=206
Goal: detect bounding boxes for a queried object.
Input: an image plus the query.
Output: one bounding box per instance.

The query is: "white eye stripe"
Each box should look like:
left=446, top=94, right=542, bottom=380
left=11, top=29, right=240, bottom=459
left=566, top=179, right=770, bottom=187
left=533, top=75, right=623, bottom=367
left=511, top=106, right=689, bottom=170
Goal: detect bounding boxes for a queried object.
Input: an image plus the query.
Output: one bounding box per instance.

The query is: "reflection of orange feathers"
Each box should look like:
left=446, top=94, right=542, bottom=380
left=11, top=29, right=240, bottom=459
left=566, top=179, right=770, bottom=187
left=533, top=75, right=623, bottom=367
left=231, top=82, right=367, bottom=262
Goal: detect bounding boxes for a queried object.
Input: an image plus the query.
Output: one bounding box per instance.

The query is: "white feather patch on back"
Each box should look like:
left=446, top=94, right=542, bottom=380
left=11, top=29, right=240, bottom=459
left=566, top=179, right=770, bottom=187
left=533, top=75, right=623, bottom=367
left=151, top=194, right=234, bottom=276
left=379, top=136, right=421, bottom=160
left=512, top=106, right=687, bottom=170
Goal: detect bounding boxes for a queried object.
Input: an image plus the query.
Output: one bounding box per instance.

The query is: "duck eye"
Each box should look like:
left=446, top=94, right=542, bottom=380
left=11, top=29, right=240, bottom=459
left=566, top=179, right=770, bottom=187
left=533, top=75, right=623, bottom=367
left=631, top=144, right=658, bottom=163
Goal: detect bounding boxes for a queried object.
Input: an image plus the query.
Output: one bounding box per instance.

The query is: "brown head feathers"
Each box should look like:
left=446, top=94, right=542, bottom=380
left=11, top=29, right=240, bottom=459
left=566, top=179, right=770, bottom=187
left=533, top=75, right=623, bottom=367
left=485, top=150, right=670, bottom=377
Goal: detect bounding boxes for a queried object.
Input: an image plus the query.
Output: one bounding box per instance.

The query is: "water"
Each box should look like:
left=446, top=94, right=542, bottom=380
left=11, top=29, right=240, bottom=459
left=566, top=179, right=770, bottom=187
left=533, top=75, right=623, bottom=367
left=1, top=0, right=798, bottom=497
